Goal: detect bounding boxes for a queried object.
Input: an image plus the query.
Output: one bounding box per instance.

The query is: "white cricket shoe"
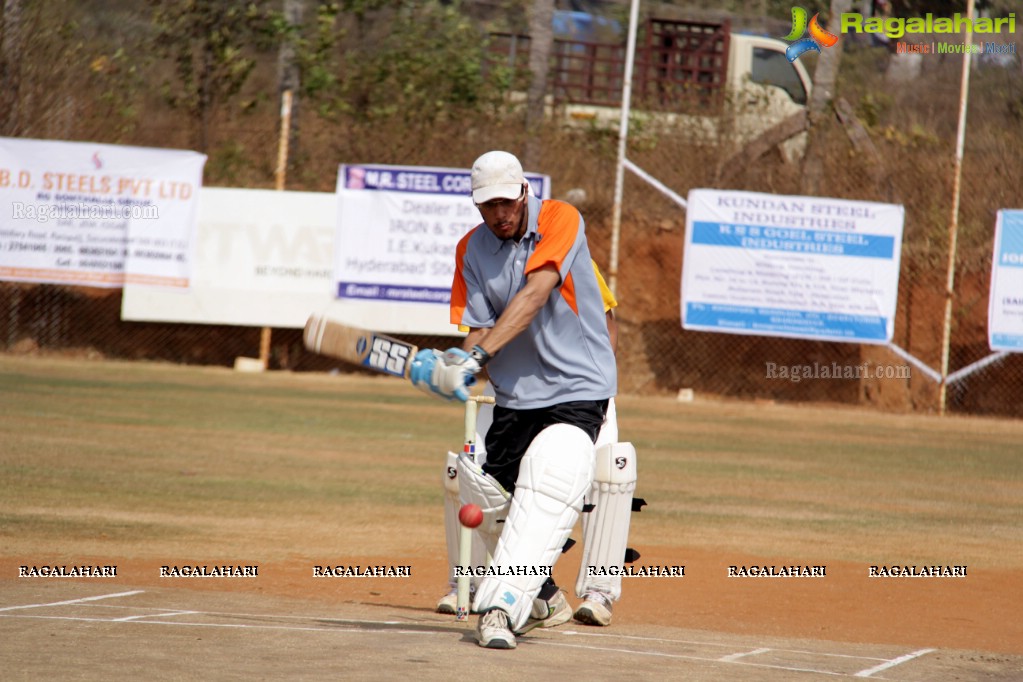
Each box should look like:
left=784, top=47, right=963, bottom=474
left=516, top=589, right=572, bottom=634
left=536, top=589, right=573, bottom=628
left=437, top=585, right=478, bottom=614
left=435, top=589, right=457, bottom=615
left=573, top=591, right=613, bottom=626
left=476, top=609, right=516, bottom=649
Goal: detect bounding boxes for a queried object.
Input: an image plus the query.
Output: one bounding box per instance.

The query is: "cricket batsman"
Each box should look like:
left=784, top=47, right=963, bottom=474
left=411, top=150, right=637, bottom=648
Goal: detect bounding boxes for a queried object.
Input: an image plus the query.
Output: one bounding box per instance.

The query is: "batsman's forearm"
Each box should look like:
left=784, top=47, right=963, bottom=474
left=466, top=272, right=554, bottom=358
left=478, top=297, right=542, bottom=354
left=463, top=328, right=489, bottom=352
left=462, top=301, right=538, bottom=357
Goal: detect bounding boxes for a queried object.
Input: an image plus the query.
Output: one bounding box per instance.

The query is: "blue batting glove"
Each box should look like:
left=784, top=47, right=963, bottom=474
left=410, top=348, right=446, bottom=400
left=438, top=347, right=482, bottom=402
left=409, top=347, right=483, bottom=402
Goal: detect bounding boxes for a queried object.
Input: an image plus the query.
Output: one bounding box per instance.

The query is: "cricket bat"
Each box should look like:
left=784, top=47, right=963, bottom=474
left=303, top=313, right=418, bottom=379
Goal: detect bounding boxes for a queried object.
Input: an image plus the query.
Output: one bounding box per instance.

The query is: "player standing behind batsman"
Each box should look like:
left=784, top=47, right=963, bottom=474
left=435, top=262, right=631, bottom=629
left=410, top=150, right=617, bottom=649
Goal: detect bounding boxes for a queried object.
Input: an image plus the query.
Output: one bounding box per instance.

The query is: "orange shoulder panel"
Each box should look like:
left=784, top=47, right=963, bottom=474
left=528, top=201, right=581, bottom=316
left=527, top=201, right=579, bottom=275
left=449, top=227, right=477, bottom=325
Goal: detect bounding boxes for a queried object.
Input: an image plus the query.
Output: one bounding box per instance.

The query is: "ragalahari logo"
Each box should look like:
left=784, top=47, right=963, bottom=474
left=783, top=7, right=839, bottom=62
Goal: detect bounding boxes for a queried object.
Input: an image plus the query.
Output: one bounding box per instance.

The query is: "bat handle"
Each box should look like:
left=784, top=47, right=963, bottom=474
left=463, top=399, right=478, bottom=454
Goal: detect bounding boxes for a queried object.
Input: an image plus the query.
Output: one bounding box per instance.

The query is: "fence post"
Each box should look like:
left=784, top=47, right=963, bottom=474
left=258, top=89, right=294, bottom=370
left=938, top=0, right=976, bottom=414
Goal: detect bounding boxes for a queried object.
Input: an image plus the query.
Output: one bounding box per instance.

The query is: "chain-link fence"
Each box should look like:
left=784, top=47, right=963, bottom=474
left=598, top=37, right=1023, bottom=418
left=1, top=8, right=1021, bottom=418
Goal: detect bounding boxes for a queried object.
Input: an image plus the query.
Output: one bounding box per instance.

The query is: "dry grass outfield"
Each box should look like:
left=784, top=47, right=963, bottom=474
left=2, top=354, right=1022, bottom=655
left=2, top=355, right=1021, bottom=566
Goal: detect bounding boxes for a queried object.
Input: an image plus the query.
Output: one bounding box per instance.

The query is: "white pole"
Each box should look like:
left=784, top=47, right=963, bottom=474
left=938, top=0, right=975, bottom=415
left=607, top=0, right=641, bottom=297
left=455, top=394, right=493, bottom=621
left=454, top=397, right=477, bottom=621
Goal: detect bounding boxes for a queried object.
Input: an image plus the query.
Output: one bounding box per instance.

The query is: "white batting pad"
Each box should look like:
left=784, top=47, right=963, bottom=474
left=442, top=451, right=493, bottom=592
left=456, top=453, right=512, bottom=558
left=442, top=451, right=461, bottom=586
left=473, top=423, right=596, bottom=630
left=575, top=442, right=637, bottom=601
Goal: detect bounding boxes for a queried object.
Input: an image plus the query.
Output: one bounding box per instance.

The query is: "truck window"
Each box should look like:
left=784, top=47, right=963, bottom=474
left=751, top=47, right=807, bottom=105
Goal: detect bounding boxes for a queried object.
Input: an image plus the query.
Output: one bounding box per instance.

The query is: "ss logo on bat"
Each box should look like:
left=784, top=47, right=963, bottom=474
left=368, top=337, right=410, bottom=376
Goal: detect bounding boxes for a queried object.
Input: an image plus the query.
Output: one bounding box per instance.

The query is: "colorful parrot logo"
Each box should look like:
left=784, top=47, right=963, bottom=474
left=783, top=7, right=839, bottom=62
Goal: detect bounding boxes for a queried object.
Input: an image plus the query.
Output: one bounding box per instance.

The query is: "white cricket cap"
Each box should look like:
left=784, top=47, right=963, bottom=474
left=471, top=151, right=526, bottom=204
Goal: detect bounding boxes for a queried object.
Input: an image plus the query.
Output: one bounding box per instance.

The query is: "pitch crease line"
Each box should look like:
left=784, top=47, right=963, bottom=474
left=558, top=630, right=887, bottom=662
left=533, top=640, right=849, bottom=677
left=854, top=648, right=937, bottom=677
left=719, top=647, right=771, bottom=662
left=99, top=607, right=405, bottom=627
left=112, top=610, right=198, bottom=622
left=0, top=612, right=451, bottom=638
left=98, top=618, right=451, bottom=638
left=0, top=590, right=144, bottom=612
left=80, top=603, right=404, bottom=625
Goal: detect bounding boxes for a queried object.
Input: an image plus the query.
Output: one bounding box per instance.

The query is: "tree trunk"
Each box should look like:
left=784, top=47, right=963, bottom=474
left=278, top=0, right=303, bottom=170
left=1, top=0, right=23, bottom=135
left=800, top=0, right=851, bottom=195
left=198, top=40, right=213, bottom=153
left=523, top=0, right=553, bottom=169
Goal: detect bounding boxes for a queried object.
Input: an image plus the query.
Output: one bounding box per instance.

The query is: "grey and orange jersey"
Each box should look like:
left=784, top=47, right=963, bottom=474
left=450, top=194, right=617, bottom=410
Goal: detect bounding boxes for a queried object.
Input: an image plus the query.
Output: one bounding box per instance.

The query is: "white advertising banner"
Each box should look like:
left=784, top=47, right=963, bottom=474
left=334, top=163, right=551, bottom=305
left=122, top=187, right=336, bottom=327
left=681, top=189, right=905, bottom=343
left=0, top=137, right=206, bottom=288
left=121, top=187, right=475, bottom=335
left=988, top=209, right=1023, bottom=351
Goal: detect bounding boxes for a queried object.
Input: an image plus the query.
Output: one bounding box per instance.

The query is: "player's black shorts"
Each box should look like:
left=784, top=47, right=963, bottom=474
left=482, top=399, right=608, bottom=493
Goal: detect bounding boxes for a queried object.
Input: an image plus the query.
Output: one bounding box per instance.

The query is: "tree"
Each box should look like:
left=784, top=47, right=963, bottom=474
left=340, top=0, right=486, bottom=124
left=523, top=0, right=554, bottom=169
left=801, top=0, right=852, bottom=195
left=293, top=2, right=344, bottom=116
left=150, top=0, right=282, bottom=153
left=1, top=0, right=120, bottom=141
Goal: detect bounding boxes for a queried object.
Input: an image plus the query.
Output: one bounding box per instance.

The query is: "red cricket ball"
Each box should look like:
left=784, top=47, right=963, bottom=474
left=458, top=503, right=483, bottom=529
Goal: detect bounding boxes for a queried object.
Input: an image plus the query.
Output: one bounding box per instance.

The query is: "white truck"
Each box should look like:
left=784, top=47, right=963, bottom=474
left=489, top=17, right=813, bottom=158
